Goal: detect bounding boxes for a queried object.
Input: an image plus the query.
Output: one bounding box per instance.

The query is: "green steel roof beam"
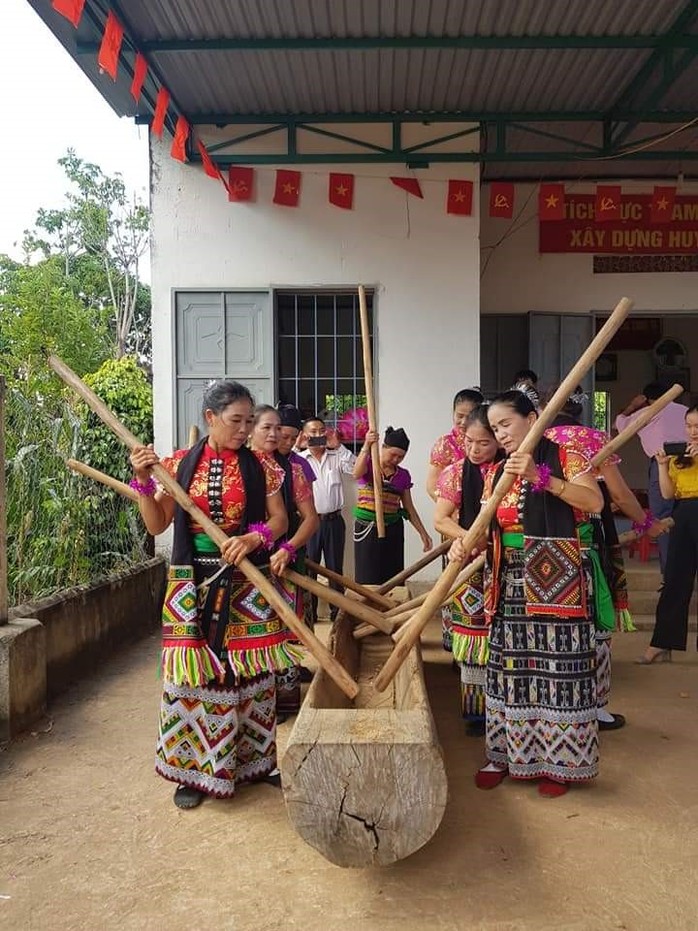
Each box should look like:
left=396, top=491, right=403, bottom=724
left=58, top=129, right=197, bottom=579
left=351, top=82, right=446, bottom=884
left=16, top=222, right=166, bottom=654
left=182, top=110, right=698, bottom=126
left=295, top=124, right=394, bottom=155
left=507, top=122, right=602, bottom=153
left=401, top=125, right=480, bottom=154
left=205, top=125, right=286, bottom=154
left=607, top=0, right=698, bottom=147
left=193, top=149, right=698, bottom=165
left=76, top=35, right=698, bottom=53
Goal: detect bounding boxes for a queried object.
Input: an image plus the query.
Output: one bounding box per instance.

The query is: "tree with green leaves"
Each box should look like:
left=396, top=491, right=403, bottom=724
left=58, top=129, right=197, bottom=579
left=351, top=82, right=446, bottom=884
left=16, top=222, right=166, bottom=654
left=22, top=149, right=150, bottom=360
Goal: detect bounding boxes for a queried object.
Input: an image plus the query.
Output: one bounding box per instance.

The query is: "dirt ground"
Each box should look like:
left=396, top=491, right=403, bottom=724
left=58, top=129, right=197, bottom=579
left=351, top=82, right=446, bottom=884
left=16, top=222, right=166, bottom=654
left=1, top=619, right=697, bottom=931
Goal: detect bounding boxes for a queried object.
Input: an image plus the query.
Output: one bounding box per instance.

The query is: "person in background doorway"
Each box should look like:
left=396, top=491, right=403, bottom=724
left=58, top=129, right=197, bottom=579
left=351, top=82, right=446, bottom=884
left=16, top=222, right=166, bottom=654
left=638, top=405, right=698, bottom=664
left=300, top=417, right=356, bottom=623
left=277, top=404, right=316, bottom=487
left=615, top=382, right=687, bottom=579
left=352, top=426, right=433, bottom=585
left=512, top=368, right=539, bottom=390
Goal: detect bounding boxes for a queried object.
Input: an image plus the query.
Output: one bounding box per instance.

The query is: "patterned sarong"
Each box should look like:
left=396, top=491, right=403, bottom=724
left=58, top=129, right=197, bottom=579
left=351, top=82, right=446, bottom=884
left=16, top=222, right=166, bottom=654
left=155, top=672, right=276, bottom=798
left=444, top=569, right=488, bottom=721
left=485, top=549, right=599, bottom=782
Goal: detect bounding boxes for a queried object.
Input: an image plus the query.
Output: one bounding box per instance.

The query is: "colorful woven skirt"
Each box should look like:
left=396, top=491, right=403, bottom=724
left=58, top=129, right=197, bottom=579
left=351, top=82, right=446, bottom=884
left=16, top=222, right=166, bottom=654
left=445, top=570, right=488, bottom=721
left=156, top=672, right=276, bottom=798
left=485, top=549, right=599, bottom=782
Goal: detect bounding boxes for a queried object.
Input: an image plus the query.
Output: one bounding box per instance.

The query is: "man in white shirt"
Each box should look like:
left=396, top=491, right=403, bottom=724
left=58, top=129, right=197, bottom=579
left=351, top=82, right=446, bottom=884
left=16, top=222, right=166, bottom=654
left=300, top=417, right=356, bottom=622
left=615, top=381, right=688, bottom=577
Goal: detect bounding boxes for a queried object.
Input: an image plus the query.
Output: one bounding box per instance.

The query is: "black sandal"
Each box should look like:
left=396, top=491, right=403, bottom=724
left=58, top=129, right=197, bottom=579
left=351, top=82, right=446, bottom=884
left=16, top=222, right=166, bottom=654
left=174, top=785, right=205, bottom=809
left=599, top=713, right=626, bottom=731
left=262, top=769, right=282, bottom=788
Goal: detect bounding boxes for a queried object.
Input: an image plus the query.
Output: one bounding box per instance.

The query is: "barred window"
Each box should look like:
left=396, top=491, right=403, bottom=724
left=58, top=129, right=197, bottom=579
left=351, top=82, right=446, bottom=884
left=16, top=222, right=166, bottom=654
left=275, top=290, right=374, bottom=427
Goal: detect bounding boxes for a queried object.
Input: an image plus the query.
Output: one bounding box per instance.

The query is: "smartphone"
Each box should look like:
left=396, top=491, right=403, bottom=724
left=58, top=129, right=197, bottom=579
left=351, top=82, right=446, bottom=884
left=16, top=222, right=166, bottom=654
left=664, top=442, right=688, bottom=456
left=306, top=435, right=327, bottom=448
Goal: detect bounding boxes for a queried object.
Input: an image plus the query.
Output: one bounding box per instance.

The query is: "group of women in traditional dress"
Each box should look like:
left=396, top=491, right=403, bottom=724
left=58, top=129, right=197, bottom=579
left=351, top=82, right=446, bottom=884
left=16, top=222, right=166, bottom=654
left=129, top=373, right=672, bottom=809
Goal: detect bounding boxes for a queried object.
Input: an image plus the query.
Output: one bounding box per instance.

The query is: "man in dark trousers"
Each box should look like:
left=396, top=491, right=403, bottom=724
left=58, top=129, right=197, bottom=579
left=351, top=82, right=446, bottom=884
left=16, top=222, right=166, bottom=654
left=300, top=417, right=356, bottom=622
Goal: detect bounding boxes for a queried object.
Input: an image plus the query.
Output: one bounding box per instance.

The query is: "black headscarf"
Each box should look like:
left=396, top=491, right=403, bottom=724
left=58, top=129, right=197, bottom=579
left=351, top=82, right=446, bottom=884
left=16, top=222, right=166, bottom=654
left=278, top=405, right=303, bottom=432
left=384, top=426, right=410, bottom=451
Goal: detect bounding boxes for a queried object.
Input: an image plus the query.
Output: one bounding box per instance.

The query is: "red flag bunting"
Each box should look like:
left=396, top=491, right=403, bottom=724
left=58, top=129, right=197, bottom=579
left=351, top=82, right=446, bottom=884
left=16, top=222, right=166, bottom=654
left=97, top=11, right=124, bottom=81
left=650, top=185, right=677, bottom=224
left=197, top=141, right=223, bottom=182
left=171, top=116, right=190, bottom=162
left=52, top=0, right=86, bottom=28
left=130, top=53, right=148, bottom=103
left=151, top=87, right=170, bottom=138
left=489, top=182, right=515, bottom=219
left=390, top=177, right=423, bottom=199
left=446, top=180, right=473, bottom=216
left=595, top=185, right=621, bottom=222
left=273, top=169, right=301, bottom=207
left=538, top=183, right=566, bottom=221
left=228, top=167, right=255, bottom=202
left=329, top=173, right=354, bottom=209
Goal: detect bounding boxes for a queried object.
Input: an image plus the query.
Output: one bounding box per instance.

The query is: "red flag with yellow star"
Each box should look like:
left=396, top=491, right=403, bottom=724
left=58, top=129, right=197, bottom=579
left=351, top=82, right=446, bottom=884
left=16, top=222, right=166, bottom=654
left=228, top=167, right=254, bottom=202
left=52, top=0, right=85, bottom=28
left=595, top=185, right=621, bottom=222
left=538, top=183, right=565, bottom=221
left=151, top=87, right=170, bottom=138
left=130, top=53, right=148, bottom=103
left=273, top=170, right=301, bottom=207
left=650, top=185, right=676, bottom=224
left=170, top=116, right=190, bottom=162
left=97, top=11, right=124, bottom=81
left=329, top=173, right=354, bottom=209
left=489, top=182, right=514, bottom=218
left=446, top=180, right=473, bottom=216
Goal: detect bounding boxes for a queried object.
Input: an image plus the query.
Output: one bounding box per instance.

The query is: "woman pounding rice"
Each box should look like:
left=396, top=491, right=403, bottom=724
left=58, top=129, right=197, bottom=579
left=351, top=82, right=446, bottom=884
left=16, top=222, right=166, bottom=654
left=130, top=380, right=299, bottom=809
left=449, top=388, right=604, bottom=797
left=352, top=426, right=433, bottom=585
left=250, top=405, right=319, bottom=717
left=434, top=405, right=503, bottom=735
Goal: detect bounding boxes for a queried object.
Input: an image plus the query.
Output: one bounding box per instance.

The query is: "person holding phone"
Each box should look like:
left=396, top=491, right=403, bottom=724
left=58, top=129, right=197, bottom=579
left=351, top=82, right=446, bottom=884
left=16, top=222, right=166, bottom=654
left=300, top=416, right=356, bottom=623
left=638, top=404, right=698, bottom=664
left=615, top=382, right=687, bottom=579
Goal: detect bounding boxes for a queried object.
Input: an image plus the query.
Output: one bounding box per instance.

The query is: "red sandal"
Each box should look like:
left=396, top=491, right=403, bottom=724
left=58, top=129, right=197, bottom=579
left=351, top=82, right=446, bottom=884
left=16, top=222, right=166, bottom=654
left=474, top=766, right=508, bottom=790
left=538, top=778, right=568, bottom=798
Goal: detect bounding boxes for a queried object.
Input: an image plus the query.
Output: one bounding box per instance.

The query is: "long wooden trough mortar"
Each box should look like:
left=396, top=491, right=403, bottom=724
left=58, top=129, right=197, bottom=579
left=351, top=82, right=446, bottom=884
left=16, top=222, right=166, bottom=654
left=280, top=589, right=448, bottom=868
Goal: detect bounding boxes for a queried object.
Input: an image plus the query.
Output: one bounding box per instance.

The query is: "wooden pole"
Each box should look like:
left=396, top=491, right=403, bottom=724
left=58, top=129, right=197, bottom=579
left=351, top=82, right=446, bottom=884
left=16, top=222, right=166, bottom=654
left=373, top=296, right=634, bottom=693
left=375, top=540, right=451, bottom=595
left=283, top=568, right=394, bottom=633
left=188, top=424, right=200, bottom=448
left=304, top=559, right=394, bottom=609
left=588, top=384, right=684, bottom=468
left=0, top=377, right=7, bottom=625
left=67, top=458, right=139, bottom=502
left=47, top=354, right=358, bottom=701
left=358, top=284, right=385, bottom=538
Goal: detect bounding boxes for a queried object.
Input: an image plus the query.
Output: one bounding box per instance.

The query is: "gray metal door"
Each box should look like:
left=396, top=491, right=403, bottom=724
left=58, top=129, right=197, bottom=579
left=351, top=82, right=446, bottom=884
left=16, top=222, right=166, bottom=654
left=479, top=315, right=529, bottom=396
left=175, top=290, right=273, bottom=446
left=529, top=313, right=594, bottom=424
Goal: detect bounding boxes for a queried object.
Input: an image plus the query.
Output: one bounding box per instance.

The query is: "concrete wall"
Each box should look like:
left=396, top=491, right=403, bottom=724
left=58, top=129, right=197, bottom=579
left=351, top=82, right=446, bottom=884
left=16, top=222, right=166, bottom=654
left=480, top=181, right=698, bottom=489
left=9, top=558, right=166, bottom=705
left=149, top=125, right=481, bottom=577
left=480, top=181, right=698, bottom=315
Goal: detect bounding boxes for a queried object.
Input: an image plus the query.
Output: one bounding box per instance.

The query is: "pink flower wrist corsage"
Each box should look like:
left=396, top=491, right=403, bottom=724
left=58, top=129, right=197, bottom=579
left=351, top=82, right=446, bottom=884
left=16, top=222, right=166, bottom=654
left=631, top=511, right=654, bottom=535
left=248, top=522, right=274, bottom=550
left=531, top=464, right=552, bottom=493
left=279, top=541, right=297, bottom=562
left=129, top=476, right=157, bottom=497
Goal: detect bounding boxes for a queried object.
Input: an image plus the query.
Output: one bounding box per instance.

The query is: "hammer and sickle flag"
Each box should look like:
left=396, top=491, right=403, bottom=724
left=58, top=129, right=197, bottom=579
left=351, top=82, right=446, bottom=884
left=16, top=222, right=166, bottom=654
left=489, top=182, right=515, bottom=219
left=595, top=185, right=621, bottom=222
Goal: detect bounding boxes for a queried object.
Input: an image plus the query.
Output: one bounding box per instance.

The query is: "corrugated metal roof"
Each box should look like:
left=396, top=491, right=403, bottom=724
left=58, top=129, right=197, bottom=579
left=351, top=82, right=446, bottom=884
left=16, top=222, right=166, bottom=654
left=26, top=0, right=698, bottom=178
left=129, top=0, right=683, bottom=42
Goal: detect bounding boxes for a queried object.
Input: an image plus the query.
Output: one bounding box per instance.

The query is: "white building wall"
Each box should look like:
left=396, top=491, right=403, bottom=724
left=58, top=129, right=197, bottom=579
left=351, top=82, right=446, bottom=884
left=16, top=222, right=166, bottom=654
left=150, top=130, right=480, bottom=578
left=480, top=181, right=698, bottom=315
left=480, top=181, right=698, bottom=489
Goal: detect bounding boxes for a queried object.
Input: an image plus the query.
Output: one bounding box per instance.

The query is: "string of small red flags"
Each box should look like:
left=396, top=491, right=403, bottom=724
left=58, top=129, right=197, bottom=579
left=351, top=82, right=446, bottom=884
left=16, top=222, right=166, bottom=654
left=50, top=2, right=681, bottom=223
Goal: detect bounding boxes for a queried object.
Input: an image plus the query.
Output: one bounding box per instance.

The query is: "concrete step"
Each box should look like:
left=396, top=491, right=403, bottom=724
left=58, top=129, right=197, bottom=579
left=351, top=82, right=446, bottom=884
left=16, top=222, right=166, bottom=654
left=625, top=568, right=662, bottom=591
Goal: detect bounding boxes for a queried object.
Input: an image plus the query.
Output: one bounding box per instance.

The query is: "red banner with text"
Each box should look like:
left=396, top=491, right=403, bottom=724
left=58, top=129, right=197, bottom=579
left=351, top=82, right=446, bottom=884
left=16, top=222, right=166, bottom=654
left=539, top=194, right=698, bottom=254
